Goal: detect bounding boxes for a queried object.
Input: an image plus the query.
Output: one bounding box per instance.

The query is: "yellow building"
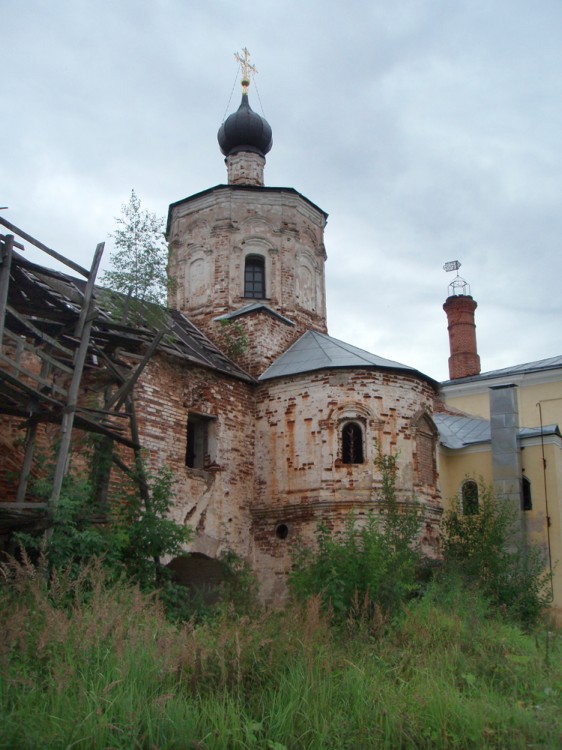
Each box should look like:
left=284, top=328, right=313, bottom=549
left=438, top=282, right=562, bottom=620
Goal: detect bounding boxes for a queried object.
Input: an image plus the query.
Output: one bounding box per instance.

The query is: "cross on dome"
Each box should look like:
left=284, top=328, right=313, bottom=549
left=234, top=47, right=257, bottom=93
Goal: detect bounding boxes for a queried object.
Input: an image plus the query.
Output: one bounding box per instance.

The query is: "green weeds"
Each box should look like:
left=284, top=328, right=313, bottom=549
left=1, top=559, right=561, bottom=749
left=289, top=453, right=423, bottom=621
left=441, top=482, right=552, bottom=628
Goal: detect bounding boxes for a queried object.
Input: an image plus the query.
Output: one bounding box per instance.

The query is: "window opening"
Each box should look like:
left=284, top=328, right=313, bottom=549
left=341, top=421, right=364, bottom=464
left=275, top=523, right=289, bottom=540
left=522, top=475, right=532, bottom=511
left=186, top=413, right=213, bottom=469
left=461, top=480, right=479, bottom=515
left=244, top=255, right=265, bottom=299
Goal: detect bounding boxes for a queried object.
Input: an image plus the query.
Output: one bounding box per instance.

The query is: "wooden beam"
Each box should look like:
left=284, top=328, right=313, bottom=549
left=0, top=234, right=14, bottom=347
left=0, top=354, right=69, bottom=396
left=74, top=242, right=104, bottom=339
left=90, top=343, right=128, bottom=382
left=104, top=327, right=166, bottom=412
left=0, top=218, right=90, bottom=278
left=0, top=502, right=48, bottom=509
left=0, top=367, right=65, bottom=408
left=16, top=420, right=38, bottom=504
left=6, top=304, right=75, bottom=357
left=50, top=243, right=104, bottom=508
left=111, top=453, right=137, bottom=479
left=129, top=394, right=150, bottom=503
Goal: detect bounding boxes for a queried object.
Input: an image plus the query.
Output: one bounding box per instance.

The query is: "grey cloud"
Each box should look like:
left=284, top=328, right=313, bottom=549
left=2, top=0, right=561, bottom=382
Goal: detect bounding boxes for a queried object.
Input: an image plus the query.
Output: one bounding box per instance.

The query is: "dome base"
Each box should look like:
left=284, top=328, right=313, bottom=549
left=226, top=151, right=266, bottom=186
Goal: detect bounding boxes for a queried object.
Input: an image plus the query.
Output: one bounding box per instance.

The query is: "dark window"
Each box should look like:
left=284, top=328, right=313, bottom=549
left=244, top=255, right=265, bottom=298
left=186, top=413, right=213, bottom=469
left=341, top=421, right=364, bottom=464
left=462, top=480, right=479, bottom=515
left=522, top=475, right=532, bottom=511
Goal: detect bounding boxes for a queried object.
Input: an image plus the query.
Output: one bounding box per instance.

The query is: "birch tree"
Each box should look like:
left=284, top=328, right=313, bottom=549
left=102, top=190, right=169, bottom=307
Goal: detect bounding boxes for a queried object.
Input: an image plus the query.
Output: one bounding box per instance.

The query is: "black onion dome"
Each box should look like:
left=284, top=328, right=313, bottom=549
left=217, top=93, right=273, bottom=157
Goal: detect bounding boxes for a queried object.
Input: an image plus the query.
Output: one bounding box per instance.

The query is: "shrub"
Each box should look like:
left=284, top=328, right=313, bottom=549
left=289, top=453, right=423, bottom=620
left=15, top=462, right=193, bottom=617
left=441, top=482, right=552, bottom=627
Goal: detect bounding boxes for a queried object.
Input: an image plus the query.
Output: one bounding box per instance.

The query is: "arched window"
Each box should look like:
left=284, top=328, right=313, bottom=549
left=244, top=255, right=265, bottom=299
left=461, top=480, right=479, bottom=515
left=522, top=475, right=532, bottom=511
left=341, top=421, right=364, bottom=464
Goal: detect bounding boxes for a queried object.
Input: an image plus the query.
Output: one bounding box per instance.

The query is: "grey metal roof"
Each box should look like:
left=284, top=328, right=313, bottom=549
left=259, top=330, right=433, bottom=382
left=435, top=413, right=561, bottom=450
left=519, top=424, right=561, bottom=439
left=442, top=355, right=562, bottom=386
left=433, top=413, right=491, bottom=449
left=214, top=303, right=295, bottom=326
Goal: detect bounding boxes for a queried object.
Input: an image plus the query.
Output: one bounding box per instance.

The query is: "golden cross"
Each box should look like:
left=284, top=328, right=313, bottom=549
left=234, top=47, right=257, bottom=92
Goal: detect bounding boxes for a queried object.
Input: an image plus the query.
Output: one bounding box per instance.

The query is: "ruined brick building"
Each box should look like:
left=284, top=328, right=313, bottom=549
left=0, top=79, right=444, bottom=601
left=155, top=81, right=442, bottom=599
left=2, top=73, right=560, bottom=611
left=0, top=82, right=448, bottom=601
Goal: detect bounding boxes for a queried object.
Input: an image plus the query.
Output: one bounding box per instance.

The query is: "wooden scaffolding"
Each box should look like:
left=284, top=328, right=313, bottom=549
left=0, top=218, right=162, bottom=538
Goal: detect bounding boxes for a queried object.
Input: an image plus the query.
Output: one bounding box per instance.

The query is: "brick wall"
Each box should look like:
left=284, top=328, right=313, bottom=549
left=0, top=344, right=256, bottom=565
left=443, top=295, right=481, bottom=379
left=167, top=186, right=328, bottom=362
left=251, top=367, right=442, bottom=602
left=132, top=354, right=256, bottom=561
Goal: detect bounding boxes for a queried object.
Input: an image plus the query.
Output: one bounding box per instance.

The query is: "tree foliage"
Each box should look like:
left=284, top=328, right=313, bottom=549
left=101, top=189, right=170, bottom=308
left=441, top=482, right=552, bottom=627
left=16, top=458, right=192, bottom=601
left=215, top=319, right=249, bottom=359
left=289, top=453, right=424, bottom=620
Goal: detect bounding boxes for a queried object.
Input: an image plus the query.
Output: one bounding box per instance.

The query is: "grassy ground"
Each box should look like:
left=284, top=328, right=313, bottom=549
left=1, top=560, right=561, bottom=749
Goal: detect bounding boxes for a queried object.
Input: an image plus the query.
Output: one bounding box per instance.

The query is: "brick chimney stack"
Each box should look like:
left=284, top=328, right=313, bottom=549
left=443, top=294, right=481, bottom=379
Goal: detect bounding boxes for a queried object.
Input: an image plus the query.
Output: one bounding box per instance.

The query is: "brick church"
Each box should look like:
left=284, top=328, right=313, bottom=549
left=3, top=63, right=561, bottom=611
left=155, top=74, right=442, bottom=600
left=0, top=71, right=442, bottom=602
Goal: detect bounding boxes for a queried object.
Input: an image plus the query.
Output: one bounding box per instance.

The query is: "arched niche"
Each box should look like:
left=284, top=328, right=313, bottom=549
left=185, top=247, right=210, bottom=306
left=167, top=553, right=228, bottom=605
left=411, top=410, right=438, bottom=486
left=295, top=249, right=320, bottom=312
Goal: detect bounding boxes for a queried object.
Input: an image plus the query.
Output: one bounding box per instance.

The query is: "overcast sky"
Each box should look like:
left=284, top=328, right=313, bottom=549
left=3, top=0, right=561, bottom=382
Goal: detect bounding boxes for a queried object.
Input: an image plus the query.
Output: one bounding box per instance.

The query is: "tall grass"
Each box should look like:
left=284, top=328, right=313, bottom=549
left=1, top=557, right=561, bottom=749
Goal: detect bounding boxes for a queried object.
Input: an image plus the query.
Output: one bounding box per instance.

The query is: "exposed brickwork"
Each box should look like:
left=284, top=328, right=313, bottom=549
left=1, top=137, right=450, bottom=606
left=443, top=295, right=481, bottom=379
left=167, top=186, right=328, bottom=368
left=0, top=341, right=256, bottom=564
left=131, top=354, right=256, bottom=560
left=1, top=332, right=443, bottom=604
left=0, top=341, right=71, bottom=504
left=213, top=310, right=303, bottom=378
left=252, top=367, right=442, bottom=601
left=226, top=152, right=265, bottom=186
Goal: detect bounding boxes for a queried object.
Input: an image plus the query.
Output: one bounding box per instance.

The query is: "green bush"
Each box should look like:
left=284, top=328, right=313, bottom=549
left=441, top=482, right=552, bottom=627
left=2, top=557, right=561, bottom=750
left=158, top=549, right=260, bottom=624
left=16, top=462, right=193, bottom=618
left=289, top=453, right=423, bottom=620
